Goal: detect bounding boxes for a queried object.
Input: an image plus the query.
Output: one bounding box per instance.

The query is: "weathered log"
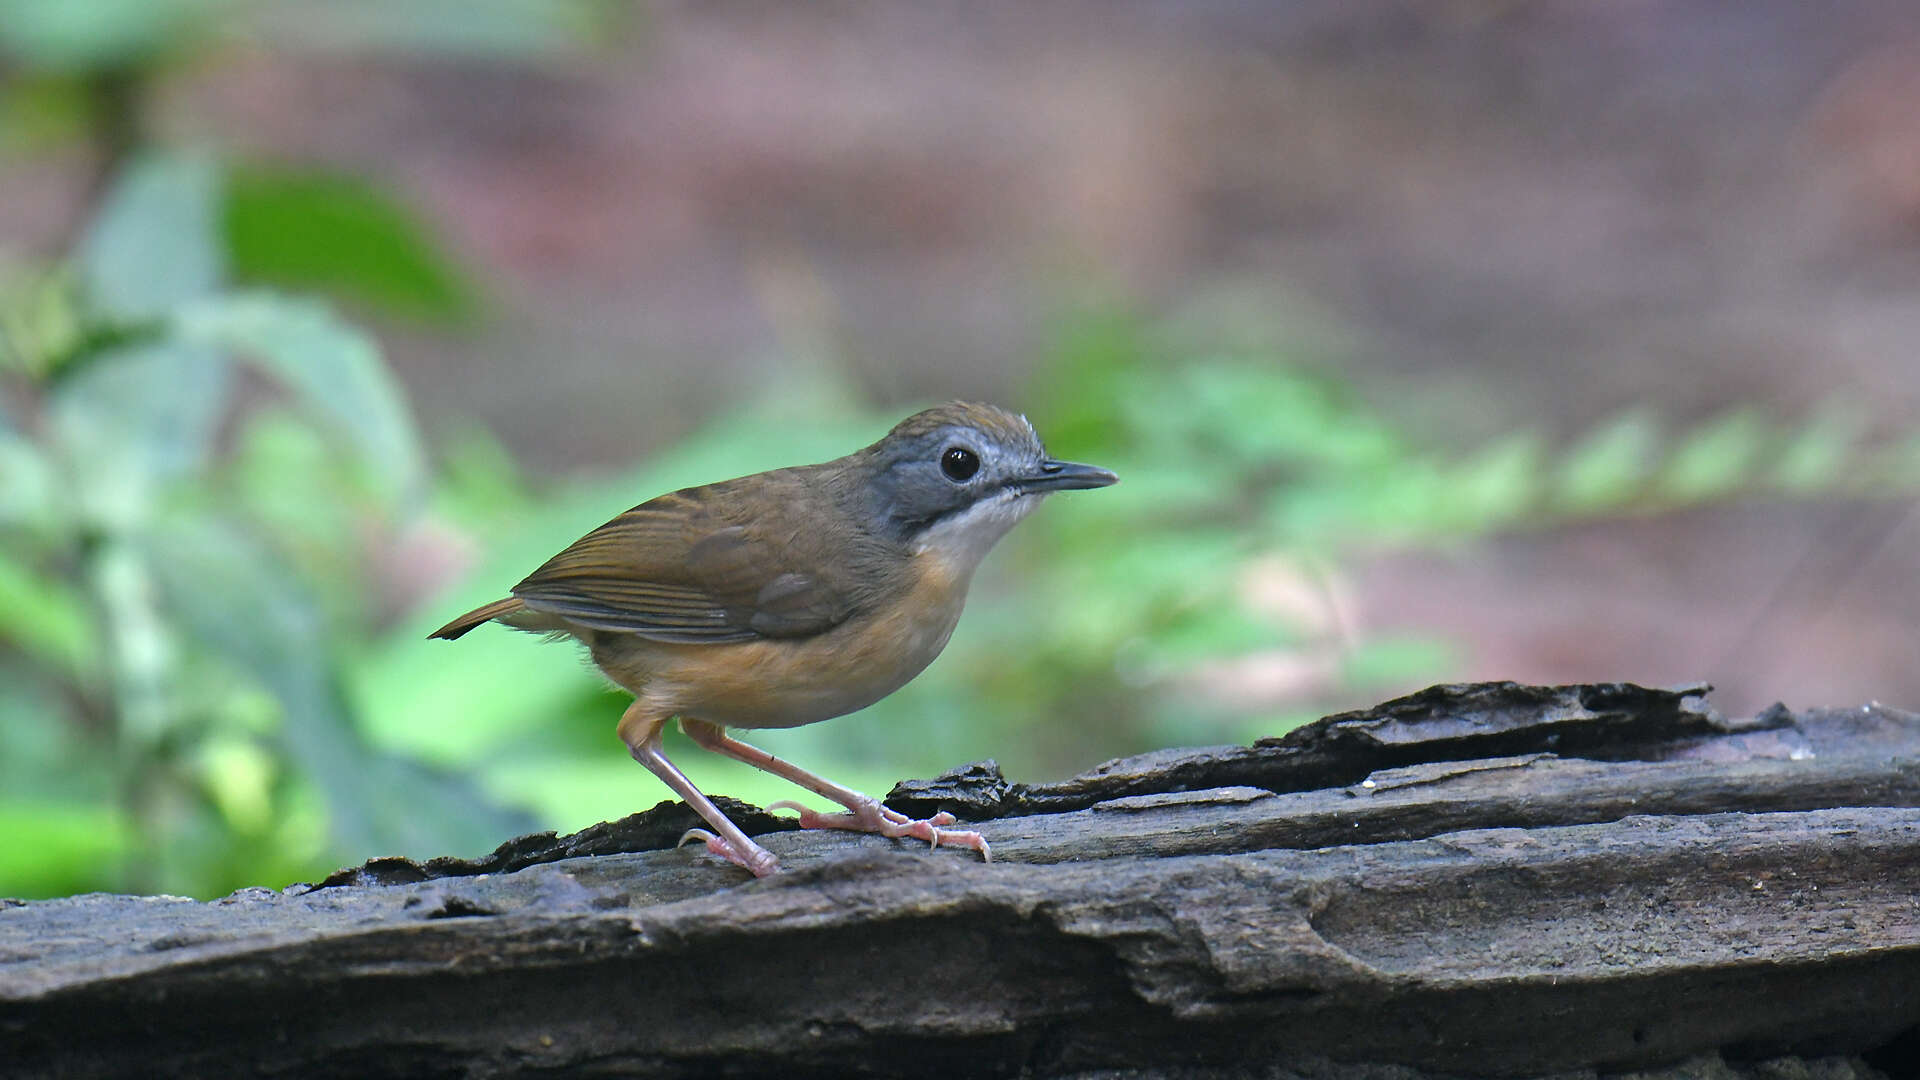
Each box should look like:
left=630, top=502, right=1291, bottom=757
left=3, top=682, right=1917, bottom=1079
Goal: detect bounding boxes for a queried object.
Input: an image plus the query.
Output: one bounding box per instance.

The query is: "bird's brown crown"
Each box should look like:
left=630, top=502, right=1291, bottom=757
left=883, top=401, right=1040, bottom=454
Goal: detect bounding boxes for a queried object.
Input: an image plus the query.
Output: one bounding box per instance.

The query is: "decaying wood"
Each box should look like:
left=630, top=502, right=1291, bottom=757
left=3, top=682, right=1917, bottom=1079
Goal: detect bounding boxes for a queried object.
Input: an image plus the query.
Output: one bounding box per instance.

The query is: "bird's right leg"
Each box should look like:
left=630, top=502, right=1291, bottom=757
left=618, top=701, right=780, bottom=877
left=679, top=717, right=989, bottom=861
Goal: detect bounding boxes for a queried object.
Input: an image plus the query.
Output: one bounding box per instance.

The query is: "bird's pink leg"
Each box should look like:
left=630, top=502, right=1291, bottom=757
left=680, top=718, right=991, bottom=862
left=619, top=703, right=779, bottom=876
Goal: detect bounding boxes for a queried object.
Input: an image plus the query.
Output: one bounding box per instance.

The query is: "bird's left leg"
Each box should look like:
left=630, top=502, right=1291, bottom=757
left=679, top=718, right=990, bottom=861
left=620, top=703, right=780, bottom=876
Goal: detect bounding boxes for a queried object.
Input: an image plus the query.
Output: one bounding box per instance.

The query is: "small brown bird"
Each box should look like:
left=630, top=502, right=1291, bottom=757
left=431, top=402, right=1116, bottom=875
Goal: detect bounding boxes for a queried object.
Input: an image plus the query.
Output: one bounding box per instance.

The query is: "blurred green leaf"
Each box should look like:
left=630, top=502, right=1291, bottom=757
left=0, top=74, right=93, bottom=155
left=1335, top=456, right=1452, bottom=542
left=1164, top=363, right=1401, bottom=470
left=1773, top=403, right=1866, bottom=495
left=79, top=152, right=223, bottom=320
left=0, top=553, right=95, bottom=679
left=1032, top=303, right=1150, bottom=457
left=146, top=518, right=535, bottom=859
left=432, top=420, right=535, bottom=523
left=0, top=0, right=222, bottom=71
left=1657, top=408, right=1767, bottom=502
left=195, top=735, right=277, bottom=834
left=1556, top=410, right=1659, bottom=513
left=222, top=408, right=379, bottom=629
left=226, top=167, right=475, bottom=322
left=1444, top=433, right=1544, bottom=533
left=1146, top=606, right=1281, bottom=666
left=1044, top=529, right=1244, bottom=664
left=174, top=292, right=427, bottom=502
left=0, top=676, right=113, bottom=804
left=1341, top=636, right=1455, bottom=691
left=352, top=621, right=607, bottom=768
left=0, top=801, right=130, bottom=899
left=88, top=537, right=180, bottom=745
left=47, top=340, right=231, bottom=526
left=0, top=267, right=87, bottom=379
left=0, top=426, right=59, bottom=531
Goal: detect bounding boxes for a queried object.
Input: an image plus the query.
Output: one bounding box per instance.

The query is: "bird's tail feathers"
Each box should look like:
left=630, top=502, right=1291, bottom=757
left=429, top=597, right=524, bottom=640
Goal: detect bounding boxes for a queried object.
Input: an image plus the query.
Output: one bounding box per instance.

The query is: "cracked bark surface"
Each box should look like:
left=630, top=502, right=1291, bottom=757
left=3, top=682, right=1918, bottom=1079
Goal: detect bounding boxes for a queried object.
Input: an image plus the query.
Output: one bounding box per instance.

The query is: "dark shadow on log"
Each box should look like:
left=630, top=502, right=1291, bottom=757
left=3, top=682, right=1918, bottom=1079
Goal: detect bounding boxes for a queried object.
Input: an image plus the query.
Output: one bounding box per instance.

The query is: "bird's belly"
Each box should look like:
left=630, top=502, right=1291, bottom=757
left=601, top=571, right=968, bottom=729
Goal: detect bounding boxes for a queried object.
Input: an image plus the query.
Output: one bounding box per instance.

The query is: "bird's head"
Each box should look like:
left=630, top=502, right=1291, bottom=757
left=851, top=401, right=1117, bottom=565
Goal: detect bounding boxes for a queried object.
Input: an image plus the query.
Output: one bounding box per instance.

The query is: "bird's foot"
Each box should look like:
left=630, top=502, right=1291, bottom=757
left=768, top=799, right=992, bottom=862
left=677, top=828, right=781, bottom=877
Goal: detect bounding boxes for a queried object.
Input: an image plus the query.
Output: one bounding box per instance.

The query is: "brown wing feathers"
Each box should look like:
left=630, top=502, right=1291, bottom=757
left=431, top=472, right=874, bottom=645
left=510, top=494, right=758, bottom=642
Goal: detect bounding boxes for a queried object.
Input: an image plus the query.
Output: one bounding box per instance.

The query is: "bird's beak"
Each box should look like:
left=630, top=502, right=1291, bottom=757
left=1018, top=459, right=1119, bottom=493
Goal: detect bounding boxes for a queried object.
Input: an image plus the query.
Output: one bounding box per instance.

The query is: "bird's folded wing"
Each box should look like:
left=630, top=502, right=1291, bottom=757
left=510, top=480, right=862, bottom=643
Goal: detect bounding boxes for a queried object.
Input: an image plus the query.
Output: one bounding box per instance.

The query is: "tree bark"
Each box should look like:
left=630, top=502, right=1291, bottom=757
left=3, top=682, right=1917, bottom=1079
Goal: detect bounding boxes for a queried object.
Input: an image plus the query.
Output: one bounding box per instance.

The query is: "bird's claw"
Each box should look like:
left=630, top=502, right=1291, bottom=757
left=768, top=799, right=991, bottom=862
left=677, top=828, right=780, bottom=877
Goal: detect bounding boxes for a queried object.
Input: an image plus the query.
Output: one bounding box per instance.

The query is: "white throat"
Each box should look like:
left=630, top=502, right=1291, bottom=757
left=911, top=490, right=1042, bottom=573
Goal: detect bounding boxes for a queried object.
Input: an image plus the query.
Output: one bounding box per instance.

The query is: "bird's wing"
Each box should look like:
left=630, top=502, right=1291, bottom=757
left=510, top=473, right=865, bottom=643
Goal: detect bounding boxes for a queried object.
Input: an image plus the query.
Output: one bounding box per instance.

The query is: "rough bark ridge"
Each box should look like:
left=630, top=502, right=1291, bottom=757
left=3, top=682, right=1918, bottom=1079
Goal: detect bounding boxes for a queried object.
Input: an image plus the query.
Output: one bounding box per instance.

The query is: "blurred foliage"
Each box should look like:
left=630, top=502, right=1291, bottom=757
left=0, top=2, right=603, bottom=899
left=8, top=1, right=1920, bottom=903
left=0, top=0, right=611, bottom=73
left=0, top=151, right=532, bottom=899
left=226, top=168, right=476, bottom=323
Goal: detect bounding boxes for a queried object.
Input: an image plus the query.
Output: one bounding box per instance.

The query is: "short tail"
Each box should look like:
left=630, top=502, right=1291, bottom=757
left=429, top=597, right=524, bottom=640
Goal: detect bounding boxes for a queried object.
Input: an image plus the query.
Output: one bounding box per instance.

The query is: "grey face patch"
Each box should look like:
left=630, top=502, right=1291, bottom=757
left=865, top=408, right=1053, bottom=543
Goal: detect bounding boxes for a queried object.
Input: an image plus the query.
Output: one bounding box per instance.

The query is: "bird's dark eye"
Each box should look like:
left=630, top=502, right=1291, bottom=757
left=940, top=446, right=980, bottom=482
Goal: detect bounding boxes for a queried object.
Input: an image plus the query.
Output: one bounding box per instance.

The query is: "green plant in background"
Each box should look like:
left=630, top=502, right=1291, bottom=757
left=0, top=0, right=609, bottom=900
left=0, top=153, right=533, bottom=899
